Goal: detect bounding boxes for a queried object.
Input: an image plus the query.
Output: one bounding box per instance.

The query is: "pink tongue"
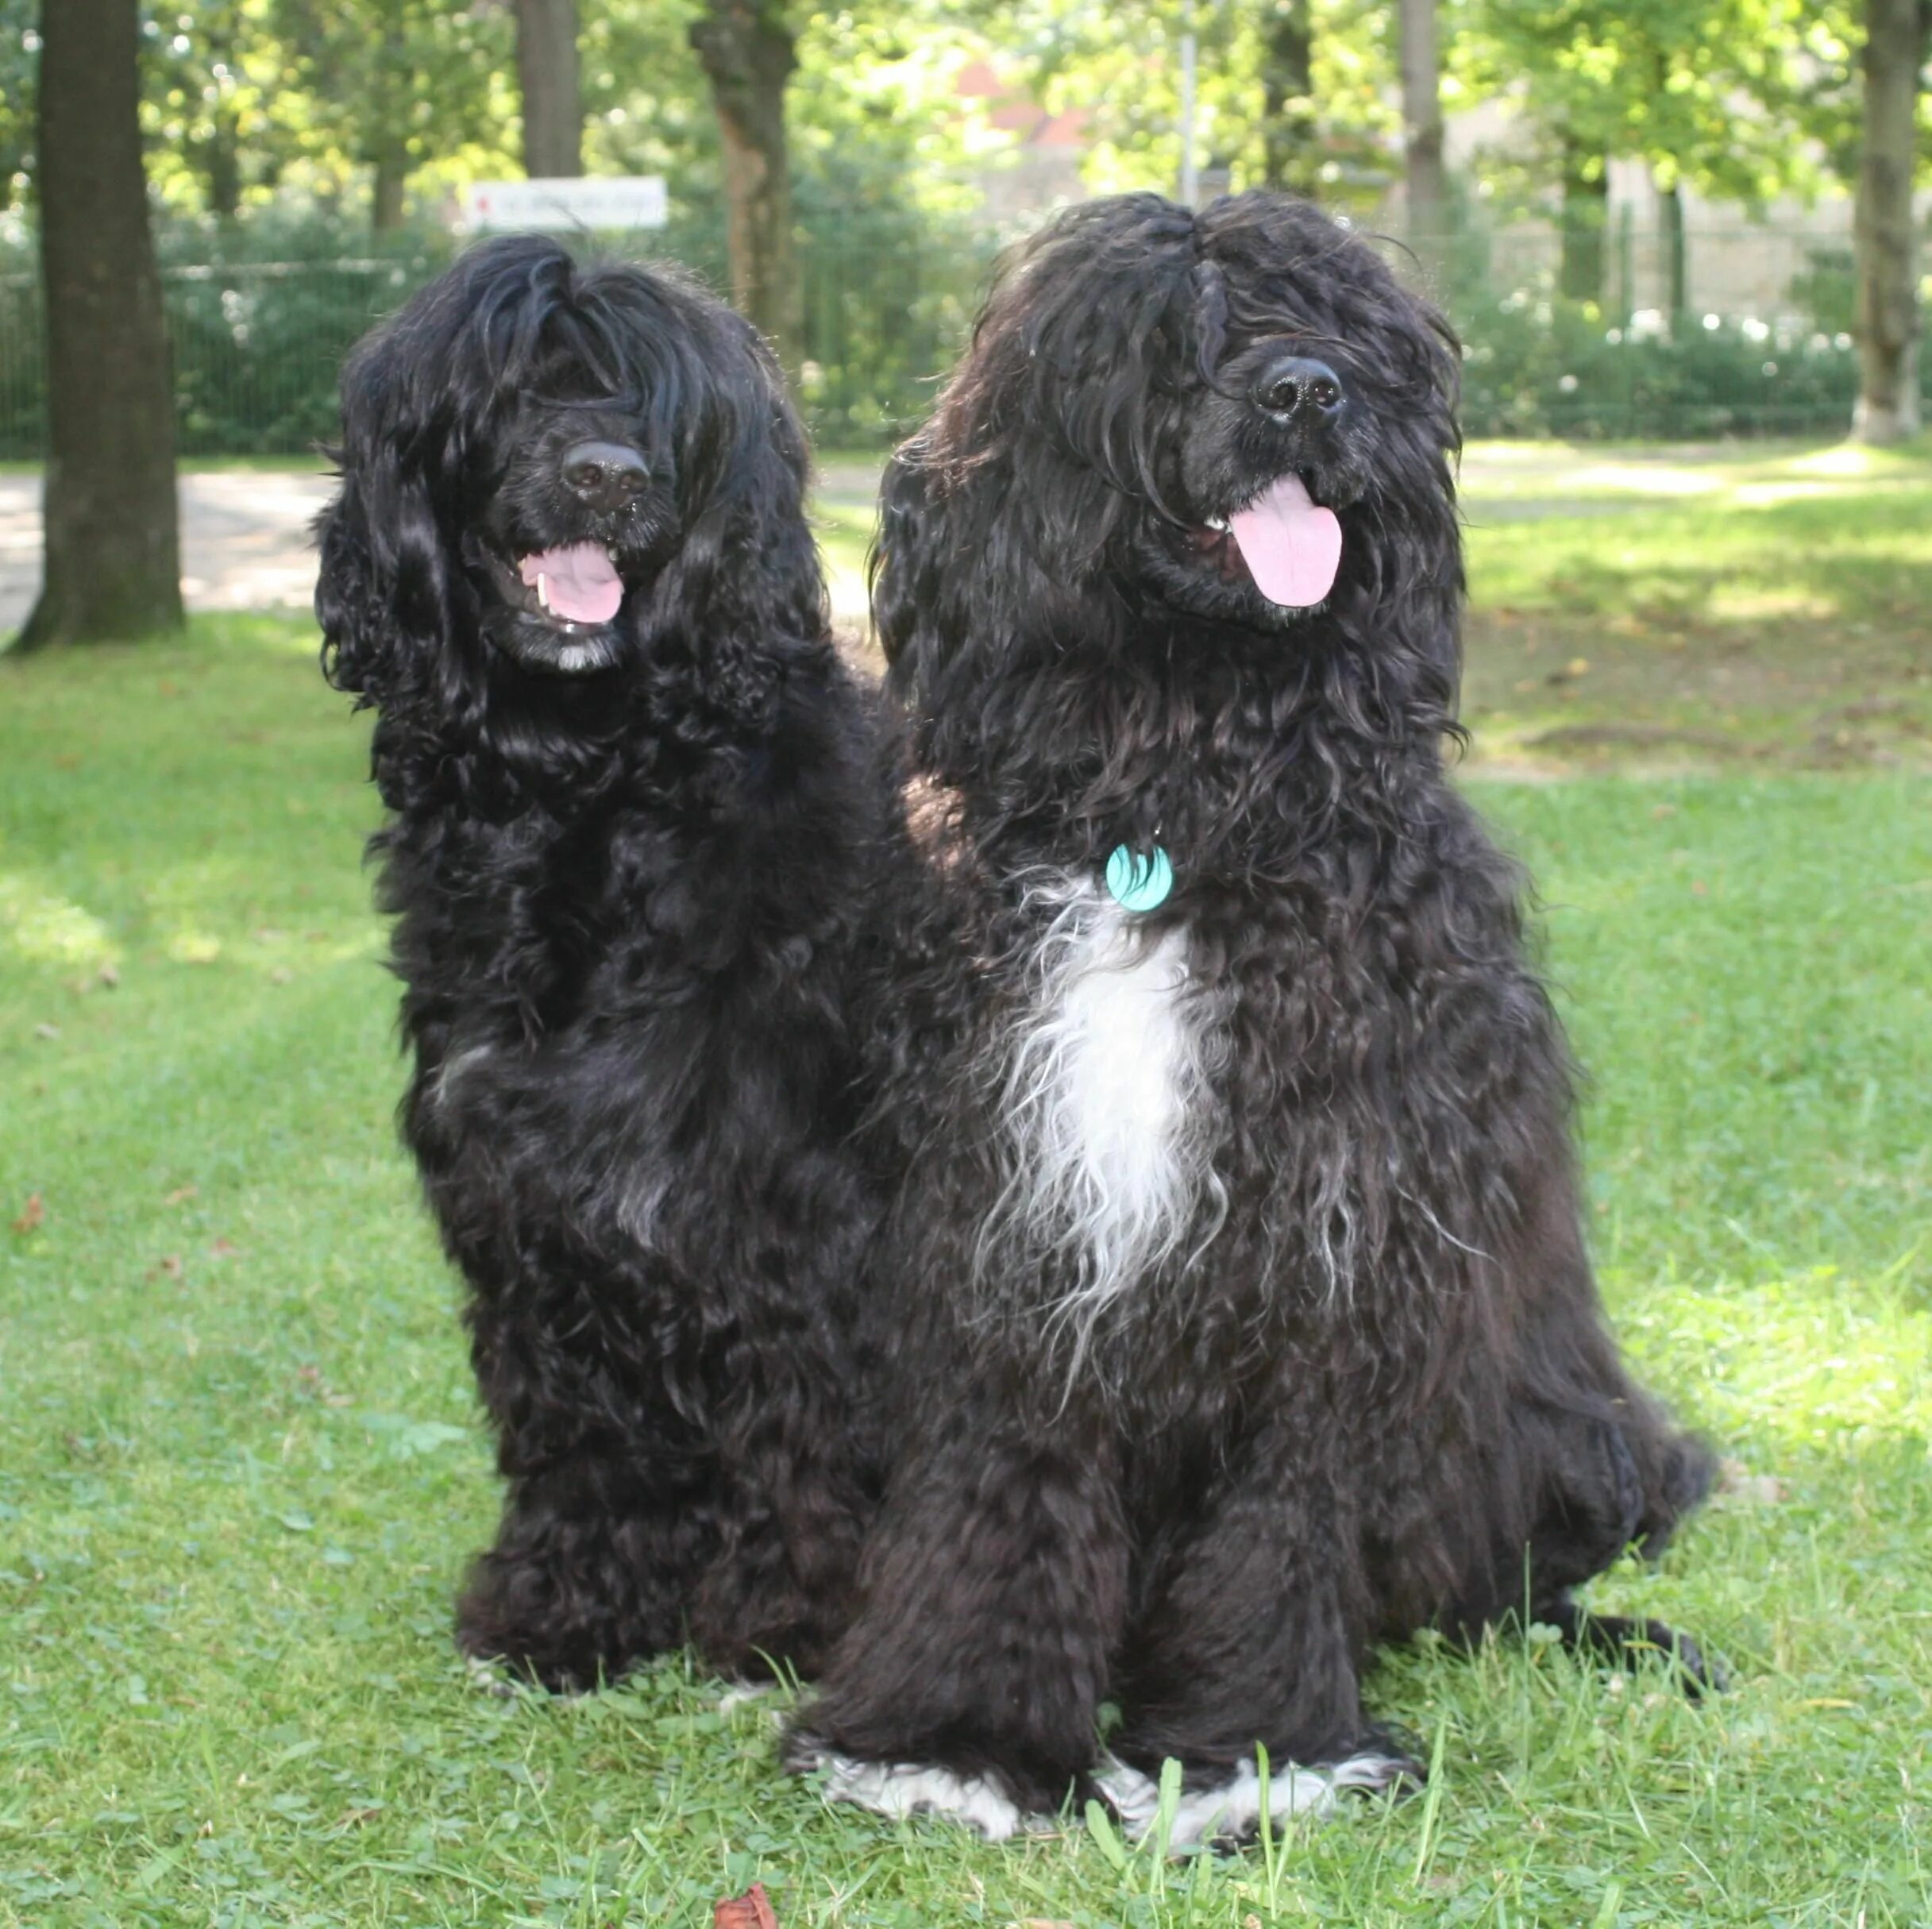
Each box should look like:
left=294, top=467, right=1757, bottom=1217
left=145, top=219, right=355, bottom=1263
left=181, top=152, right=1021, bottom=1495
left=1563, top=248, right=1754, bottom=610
left=1227, top=474, right=1343, bottom=608
left=517, top=542, right=623, bottom=625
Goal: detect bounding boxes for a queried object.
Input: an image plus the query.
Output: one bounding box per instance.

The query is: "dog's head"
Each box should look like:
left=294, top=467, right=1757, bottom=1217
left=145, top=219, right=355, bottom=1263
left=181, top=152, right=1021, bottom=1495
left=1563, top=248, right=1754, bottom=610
left=318, top=235, right=820, bottom=712
left=876, top=192, right=1463, bottom=715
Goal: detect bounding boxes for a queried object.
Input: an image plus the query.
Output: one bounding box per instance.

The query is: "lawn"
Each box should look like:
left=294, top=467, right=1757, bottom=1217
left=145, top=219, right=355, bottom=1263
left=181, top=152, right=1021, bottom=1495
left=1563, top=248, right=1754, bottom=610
left=2, top=465, right=1930, bottom=1925
left=817, top=437, right=1932, bottom=772
left=1453, top=440, right=1932, bottom=773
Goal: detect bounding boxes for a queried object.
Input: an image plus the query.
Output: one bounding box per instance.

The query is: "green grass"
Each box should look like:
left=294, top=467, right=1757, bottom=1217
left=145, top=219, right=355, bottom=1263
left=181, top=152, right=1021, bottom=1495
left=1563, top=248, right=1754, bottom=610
left=3, top=614, right=1930, bottom=1927
left=804, top=438, right=1932, bottom=757
left=1456, top=437, right=1932, bottom=770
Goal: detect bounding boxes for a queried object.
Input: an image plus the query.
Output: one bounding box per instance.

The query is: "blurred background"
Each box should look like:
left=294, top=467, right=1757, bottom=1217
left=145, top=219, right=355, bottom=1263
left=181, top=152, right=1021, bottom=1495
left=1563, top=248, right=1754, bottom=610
left=0, top=0, right=1925, bottom=463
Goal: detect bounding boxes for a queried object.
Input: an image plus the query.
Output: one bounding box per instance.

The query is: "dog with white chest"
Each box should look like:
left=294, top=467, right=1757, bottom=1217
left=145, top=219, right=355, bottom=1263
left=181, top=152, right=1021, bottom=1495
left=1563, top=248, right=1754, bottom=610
left=789, top=191, right=1716, bottom=1847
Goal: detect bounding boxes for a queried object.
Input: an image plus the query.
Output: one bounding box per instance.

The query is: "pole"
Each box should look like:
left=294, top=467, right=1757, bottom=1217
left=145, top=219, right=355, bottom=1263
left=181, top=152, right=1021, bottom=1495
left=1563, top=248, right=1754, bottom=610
left=1178, top=14, right=1198, bottom=208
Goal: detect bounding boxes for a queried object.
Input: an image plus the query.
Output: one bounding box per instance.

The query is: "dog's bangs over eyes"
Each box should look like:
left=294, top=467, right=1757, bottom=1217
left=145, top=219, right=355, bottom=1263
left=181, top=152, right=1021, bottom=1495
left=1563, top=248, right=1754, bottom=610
left=911, top=193, right=1458, bottom=636
left=462, top=268, right=746, bottom=511
left=380, top=238, right=787, bottom=673
left=321, top=232, right=822, bottom=704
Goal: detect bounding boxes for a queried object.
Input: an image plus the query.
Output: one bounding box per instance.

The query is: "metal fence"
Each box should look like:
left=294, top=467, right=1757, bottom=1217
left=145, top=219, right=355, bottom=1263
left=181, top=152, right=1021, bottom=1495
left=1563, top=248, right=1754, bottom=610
left=0, top=220, right=1919, bottom=458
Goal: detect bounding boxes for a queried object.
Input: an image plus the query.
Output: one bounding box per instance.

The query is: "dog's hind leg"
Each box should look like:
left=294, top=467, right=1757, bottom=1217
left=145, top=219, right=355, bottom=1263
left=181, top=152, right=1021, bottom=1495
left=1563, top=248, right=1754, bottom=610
left=1510, top=1401, right=1722, bottom=1694
left=1108, top=1416, right=1422, bottom=1850
left=1364, top=1140, right=1721, bottom=1696
left=1533, top=1591, right=1724, bottom=1696
left=1425, top=1185, right=1721, bottom=1696
left=785, top=1405, right=1128, bottom=1834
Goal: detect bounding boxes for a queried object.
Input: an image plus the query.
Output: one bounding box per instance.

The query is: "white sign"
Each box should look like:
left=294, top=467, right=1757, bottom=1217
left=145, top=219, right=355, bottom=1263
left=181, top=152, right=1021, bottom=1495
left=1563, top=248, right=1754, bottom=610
left=460, top=177, right=669, bottom=233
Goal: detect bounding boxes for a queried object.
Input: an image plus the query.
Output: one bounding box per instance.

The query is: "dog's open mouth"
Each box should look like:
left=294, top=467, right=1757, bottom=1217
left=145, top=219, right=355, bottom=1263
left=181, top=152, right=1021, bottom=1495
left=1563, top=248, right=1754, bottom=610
left=472, top=534, right=645, bottom=673
left=518, top=542, right=625, bottom=626
left=1195, top=472, right=1342, bottom=608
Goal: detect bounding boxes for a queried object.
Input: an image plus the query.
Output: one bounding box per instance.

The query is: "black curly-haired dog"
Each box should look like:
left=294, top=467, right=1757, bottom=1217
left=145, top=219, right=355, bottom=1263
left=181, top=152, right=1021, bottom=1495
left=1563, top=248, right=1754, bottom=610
left=788, top=191, right=1715, bottom=1844
left=316, top=234, right=881, bottom=1691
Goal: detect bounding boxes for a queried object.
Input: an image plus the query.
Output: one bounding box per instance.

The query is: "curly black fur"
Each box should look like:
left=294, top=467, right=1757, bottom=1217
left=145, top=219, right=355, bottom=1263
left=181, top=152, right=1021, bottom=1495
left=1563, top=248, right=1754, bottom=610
left=791, top=193, right=1715, bottom=1835
left=316, top=234, right=882, bottom=1689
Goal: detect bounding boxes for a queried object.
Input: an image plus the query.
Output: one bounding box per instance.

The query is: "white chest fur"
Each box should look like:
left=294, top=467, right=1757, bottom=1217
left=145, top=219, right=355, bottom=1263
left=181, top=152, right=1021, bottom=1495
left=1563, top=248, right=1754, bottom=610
left=977, top=881, right=1219, bottom=1345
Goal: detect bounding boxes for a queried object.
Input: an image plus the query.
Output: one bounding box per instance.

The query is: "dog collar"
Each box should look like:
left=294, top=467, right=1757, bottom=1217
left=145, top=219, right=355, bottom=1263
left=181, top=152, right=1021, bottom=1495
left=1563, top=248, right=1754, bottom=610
left=1105, top=844, right=1174, bottom=912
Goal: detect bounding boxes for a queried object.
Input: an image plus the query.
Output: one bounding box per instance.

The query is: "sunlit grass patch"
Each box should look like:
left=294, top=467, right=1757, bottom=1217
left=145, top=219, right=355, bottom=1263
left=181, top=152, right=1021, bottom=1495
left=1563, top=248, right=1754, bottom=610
left=1458, top=444, right=1932, bottom=772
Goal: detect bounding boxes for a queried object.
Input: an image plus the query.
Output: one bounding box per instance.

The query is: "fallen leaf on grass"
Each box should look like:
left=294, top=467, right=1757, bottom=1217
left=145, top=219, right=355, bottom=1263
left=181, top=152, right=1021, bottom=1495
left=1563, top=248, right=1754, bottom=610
left=34, top=1022, right=60, bottom=1040
left=714, top=1884, right=778, bottom=1929
left=164, top=1186, right=198, bottom=1206
left=210, top=1238, right=241, bottom=1259
left=152, top=1255, right=184, bottom=1281
left=11, top=1194, right=44, bottom=1235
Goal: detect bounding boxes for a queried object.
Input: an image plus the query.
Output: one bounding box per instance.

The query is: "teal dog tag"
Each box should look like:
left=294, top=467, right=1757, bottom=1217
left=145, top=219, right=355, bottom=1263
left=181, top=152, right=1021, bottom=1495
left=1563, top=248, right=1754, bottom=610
left=1105, top=844, right=1174, bottom=912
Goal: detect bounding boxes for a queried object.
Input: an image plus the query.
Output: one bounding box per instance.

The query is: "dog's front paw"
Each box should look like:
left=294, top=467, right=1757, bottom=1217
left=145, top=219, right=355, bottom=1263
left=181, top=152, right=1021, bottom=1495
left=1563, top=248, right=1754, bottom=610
left=1583, top=1615, right=1725, bottom=1698
left=785, top=1729, right=1034, bottom=1841
left=1097, top=1746, right=1422, bottom=1851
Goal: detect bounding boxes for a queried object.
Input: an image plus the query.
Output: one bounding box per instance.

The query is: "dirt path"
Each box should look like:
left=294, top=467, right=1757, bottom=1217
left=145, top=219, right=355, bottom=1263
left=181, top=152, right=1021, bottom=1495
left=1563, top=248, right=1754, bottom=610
left=0, top=465, right=892, bottom=635
left=0, top=470, right=338, bottom=635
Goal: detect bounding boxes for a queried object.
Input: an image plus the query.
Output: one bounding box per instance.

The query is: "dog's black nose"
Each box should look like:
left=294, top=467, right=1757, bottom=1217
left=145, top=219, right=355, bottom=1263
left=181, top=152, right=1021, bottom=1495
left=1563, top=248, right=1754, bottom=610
left=561, top=441, right=649, bottom=513
left=1251, top=357, right=1346, bottom=422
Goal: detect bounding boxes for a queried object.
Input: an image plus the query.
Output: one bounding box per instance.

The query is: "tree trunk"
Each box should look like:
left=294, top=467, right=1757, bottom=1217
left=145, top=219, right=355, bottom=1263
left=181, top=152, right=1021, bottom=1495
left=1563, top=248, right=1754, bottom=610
left=1398, top=0, right=1448, bottom=270
left=203, top=110, right=242, bottom=219
left=371, top=146, right=407, bottom=231
left=1259, top=0, right=1319, bottom=195
left=199, top=10, right=243, bottom=218
left=17, top=0, right=181, bottom=651
left=516, top=0, right=582, bottom=179
left=690, top=0, right=802, bottom=373
left=1851, top=0, right=1927, bottom=443
left=1557, top=141, right=1607, bottom=305
left=1661, top=182, right=1690, bottom=336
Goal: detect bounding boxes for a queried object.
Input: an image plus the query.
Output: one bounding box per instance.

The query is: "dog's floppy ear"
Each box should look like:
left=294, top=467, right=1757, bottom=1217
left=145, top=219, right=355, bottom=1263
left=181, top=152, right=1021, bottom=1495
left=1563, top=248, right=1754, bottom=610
left=314, top=331, right=460, bottom=710
left=631, top=297, right=828, bottom=716
left=316, top=244, right=541, bottom=707
left=865, top=196, right=1203, bottom=711
left=314, top=459, right=445, bottom=709
left=1337, top=268, right=1466, bottom=721
left=870, top=446, right=942, bottom=693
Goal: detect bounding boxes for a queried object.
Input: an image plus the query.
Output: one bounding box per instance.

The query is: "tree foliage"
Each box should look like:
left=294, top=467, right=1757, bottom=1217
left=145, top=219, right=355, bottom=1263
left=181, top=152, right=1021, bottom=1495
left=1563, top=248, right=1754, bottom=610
left=269, top=0, right=516, bottom=226
left=142, top=2, right=294, bottom=216
left=133, top=0, right=519, bottom=226
left=1012, top=0, right=1398, bottom=209
left=1456, top=0, right=1930, bottom=204
left=0, top=3, right=33, bottom=213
